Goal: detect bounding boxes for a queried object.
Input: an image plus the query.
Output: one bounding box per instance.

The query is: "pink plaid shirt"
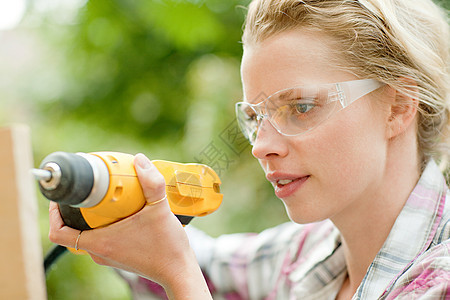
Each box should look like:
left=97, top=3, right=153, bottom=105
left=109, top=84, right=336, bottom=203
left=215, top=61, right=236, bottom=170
left=119, top=160, right=449, bottom=299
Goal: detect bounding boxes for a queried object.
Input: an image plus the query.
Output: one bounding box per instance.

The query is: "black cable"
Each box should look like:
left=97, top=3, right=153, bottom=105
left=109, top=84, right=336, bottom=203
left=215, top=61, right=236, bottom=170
left=44, top=244, right=68, bottom=275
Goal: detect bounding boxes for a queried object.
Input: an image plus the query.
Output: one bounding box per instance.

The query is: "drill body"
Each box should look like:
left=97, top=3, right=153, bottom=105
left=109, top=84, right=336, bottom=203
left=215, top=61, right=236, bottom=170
left=36, top=152, right=223, bottom=230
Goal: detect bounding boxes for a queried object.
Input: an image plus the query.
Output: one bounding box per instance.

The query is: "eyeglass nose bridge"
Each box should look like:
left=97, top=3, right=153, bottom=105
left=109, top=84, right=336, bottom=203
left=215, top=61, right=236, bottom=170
left=254, top=109, right=271, bottom=128
left=254, top=110, right=285, bottom=137
left=256, top=113, right=265, bottom=122
left=246, top=102, right=284, bottom=142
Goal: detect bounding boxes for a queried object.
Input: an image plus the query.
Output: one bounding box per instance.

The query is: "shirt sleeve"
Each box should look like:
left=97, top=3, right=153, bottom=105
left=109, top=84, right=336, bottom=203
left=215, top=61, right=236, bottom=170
left=186, top=222, right=307, bottom=299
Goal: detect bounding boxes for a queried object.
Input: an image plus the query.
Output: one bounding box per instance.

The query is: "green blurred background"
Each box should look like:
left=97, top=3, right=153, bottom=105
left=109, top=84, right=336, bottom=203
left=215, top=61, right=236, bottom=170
left=0, top=0, right=448, bottom=299
left=0, top=0, right=290, bottom=299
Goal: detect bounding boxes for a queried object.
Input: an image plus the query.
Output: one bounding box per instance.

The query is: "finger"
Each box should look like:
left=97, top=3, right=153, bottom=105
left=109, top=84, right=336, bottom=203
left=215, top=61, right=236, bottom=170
left=134, top=153, right=166, bottom=204
left=48, top=202, right=82, bottom=248
left=48, top=202, right=65, bottom=230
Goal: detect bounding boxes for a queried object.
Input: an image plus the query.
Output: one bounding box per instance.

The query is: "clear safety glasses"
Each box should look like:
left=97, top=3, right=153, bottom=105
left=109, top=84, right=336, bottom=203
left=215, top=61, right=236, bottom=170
left=235, top=78, right=384, bottom=145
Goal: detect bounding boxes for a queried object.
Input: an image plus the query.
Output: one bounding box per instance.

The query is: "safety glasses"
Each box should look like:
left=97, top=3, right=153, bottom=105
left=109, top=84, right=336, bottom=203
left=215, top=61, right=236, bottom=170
left=235, top=78, right=384, bottom=145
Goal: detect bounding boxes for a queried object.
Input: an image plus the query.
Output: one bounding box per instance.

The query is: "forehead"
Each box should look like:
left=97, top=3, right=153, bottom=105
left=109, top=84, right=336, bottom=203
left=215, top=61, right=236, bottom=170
left=240, top=29, right=353, bottom=103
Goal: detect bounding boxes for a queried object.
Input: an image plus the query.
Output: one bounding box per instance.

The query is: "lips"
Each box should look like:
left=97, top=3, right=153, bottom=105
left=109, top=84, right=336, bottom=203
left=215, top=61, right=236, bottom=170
left=266, top=172, right=310, bottom=198
left=277, top=179, right=295, bottom=185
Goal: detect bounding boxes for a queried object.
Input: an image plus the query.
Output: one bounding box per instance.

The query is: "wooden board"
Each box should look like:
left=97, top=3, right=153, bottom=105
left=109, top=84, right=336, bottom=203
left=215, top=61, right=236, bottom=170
left=0, top=125, right=46, bottom=299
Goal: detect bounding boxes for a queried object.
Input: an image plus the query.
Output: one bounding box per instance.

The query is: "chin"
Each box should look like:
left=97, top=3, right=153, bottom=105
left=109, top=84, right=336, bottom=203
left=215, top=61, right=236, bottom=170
left=285, top=207, right=329, bottom=224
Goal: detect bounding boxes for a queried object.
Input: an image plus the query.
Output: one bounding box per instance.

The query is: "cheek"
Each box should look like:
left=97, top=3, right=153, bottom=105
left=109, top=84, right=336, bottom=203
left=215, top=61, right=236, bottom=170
left=268, top=103, right=388, bottom=224
left=307, top=103, right=388, bottom=193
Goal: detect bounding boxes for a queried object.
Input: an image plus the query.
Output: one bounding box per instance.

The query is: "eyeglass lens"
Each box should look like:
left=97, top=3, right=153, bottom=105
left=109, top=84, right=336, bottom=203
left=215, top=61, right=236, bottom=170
left=236, top=85, right=340, bottom=143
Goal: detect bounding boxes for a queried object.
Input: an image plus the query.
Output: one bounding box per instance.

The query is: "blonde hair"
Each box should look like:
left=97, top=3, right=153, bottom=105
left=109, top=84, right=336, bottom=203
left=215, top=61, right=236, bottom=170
left=243, top=0, right=450, bottom=175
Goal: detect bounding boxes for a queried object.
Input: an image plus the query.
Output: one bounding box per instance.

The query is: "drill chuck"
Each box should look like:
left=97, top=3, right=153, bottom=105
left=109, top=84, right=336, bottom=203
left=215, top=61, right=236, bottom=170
left=36, top=152, right=109, bottom=207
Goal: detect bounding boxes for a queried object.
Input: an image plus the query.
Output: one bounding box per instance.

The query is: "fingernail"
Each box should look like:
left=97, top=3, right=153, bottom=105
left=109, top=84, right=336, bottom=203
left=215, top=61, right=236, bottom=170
left=135, top=153, right=152, bottom=169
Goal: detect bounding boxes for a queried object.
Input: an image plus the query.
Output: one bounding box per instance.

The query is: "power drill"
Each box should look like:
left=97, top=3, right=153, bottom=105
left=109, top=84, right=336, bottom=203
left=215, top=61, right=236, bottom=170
left=32, top=151, right=223, bottom=231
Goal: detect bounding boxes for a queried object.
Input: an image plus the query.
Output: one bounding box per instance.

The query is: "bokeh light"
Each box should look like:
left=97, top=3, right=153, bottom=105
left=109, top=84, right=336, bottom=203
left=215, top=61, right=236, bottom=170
left=0, top=0, right=26, bottom=30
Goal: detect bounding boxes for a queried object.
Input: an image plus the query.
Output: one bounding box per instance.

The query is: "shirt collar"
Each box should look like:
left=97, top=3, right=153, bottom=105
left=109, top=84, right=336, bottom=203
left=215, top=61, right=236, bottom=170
left=355, top=159, right=448, bottom=298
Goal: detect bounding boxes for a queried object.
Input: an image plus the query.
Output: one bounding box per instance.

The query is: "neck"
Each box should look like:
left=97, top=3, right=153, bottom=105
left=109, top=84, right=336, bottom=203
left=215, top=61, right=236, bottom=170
left=331, top=131, right=421, bottom=294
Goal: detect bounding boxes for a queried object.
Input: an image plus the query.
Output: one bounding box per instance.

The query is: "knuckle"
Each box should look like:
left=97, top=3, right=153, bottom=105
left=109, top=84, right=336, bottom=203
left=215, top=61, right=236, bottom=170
left=148, top=171, right=165, bottom=187
left=141, top=172, right=166, bottom=199
left=48, top=231, right=57, bottom=243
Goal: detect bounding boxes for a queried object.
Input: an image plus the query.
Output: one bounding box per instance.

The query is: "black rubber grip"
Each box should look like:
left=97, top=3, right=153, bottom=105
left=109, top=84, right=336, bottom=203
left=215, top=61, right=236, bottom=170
left=39, top=152, right=94, bottom=206
left=59, top=204, right=92, bottom=231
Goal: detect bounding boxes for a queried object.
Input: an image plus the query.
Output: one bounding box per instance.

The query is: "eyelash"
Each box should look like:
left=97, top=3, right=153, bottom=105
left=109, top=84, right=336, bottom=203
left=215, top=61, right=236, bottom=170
left=289, top=98, right=318, bottom=114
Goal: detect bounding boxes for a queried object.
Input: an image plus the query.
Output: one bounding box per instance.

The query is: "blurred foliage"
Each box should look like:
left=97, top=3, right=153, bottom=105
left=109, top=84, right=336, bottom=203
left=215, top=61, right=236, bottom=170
left=34, top=0, right=248, bottom=144
left=0, top=0, right=289, bottom=299
left=440, top=0, right=450, bottom=8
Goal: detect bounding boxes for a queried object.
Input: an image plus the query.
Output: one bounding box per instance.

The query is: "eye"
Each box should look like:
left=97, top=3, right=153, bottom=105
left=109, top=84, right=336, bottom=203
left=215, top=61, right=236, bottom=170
left=294, top=103, right=315, bottom=114
left=291, top=98, right=317, bottom=114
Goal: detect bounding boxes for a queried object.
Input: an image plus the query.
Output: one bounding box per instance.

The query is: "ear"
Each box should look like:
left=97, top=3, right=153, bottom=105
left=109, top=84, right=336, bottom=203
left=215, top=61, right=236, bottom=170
left=386, top=80, right=419, bottom=139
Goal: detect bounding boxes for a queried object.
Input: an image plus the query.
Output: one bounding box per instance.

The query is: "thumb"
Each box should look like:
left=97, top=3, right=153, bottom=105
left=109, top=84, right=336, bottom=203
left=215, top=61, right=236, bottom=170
left=134, top=153, right=166, bottom=204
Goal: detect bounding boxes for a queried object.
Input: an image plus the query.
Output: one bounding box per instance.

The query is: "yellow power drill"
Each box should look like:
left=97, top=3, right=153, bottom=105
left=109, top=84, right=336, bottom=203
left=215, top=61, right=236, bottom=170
left=33, top=151, right=223, bottom=230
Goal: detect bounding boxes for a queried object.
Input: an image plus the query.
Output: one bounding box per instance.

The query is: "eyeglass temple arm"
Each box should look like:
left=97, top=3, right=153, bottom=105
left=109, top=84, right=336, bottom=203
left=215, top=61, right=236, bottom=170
left=336, top=79, right=384, bottom=107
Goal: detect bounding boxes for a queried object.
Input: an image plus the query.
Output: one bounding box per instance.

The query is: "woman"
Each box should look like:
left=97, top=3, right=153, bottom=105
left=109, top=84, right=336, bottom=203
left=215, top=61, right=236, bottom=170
left=49, top=0, right=449, bottom=299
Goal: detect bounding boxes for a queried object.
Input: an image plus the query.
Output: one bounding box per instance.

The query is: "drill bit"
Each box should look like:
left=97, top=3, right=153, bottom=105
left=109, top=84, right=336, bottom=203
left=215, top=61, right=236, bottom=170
left=31, top=168, right=52, bottom=181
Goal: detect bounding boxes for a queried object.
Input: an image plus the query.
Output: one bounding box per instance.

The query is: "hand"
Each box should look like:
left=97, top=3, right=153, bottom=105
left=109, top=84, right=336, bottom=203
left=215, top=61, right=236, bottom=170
left=48, top=153, right=212, bottom=299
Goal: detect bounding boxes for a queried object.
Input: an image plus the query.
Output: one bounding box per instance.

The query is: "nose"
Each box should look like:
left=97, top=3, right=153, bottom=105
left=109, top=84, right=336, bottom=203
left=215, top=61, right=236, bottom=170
left=251, top=118, right=289, bottom=160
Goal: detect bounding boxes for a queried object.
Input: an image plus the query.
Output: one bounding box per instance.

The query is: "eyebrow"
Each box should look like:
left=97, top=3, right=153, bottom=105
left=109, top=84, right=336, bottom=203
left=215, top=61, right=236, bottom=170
left=276, top=88, right=297, bottom=101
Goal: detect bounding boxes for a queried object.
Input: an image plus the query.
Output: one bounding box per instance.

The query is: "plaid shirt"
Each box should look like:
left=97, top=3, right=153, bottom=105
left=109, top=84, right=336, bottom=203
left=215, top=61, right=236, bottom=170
left=120, top=160, right=450, bottom=299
